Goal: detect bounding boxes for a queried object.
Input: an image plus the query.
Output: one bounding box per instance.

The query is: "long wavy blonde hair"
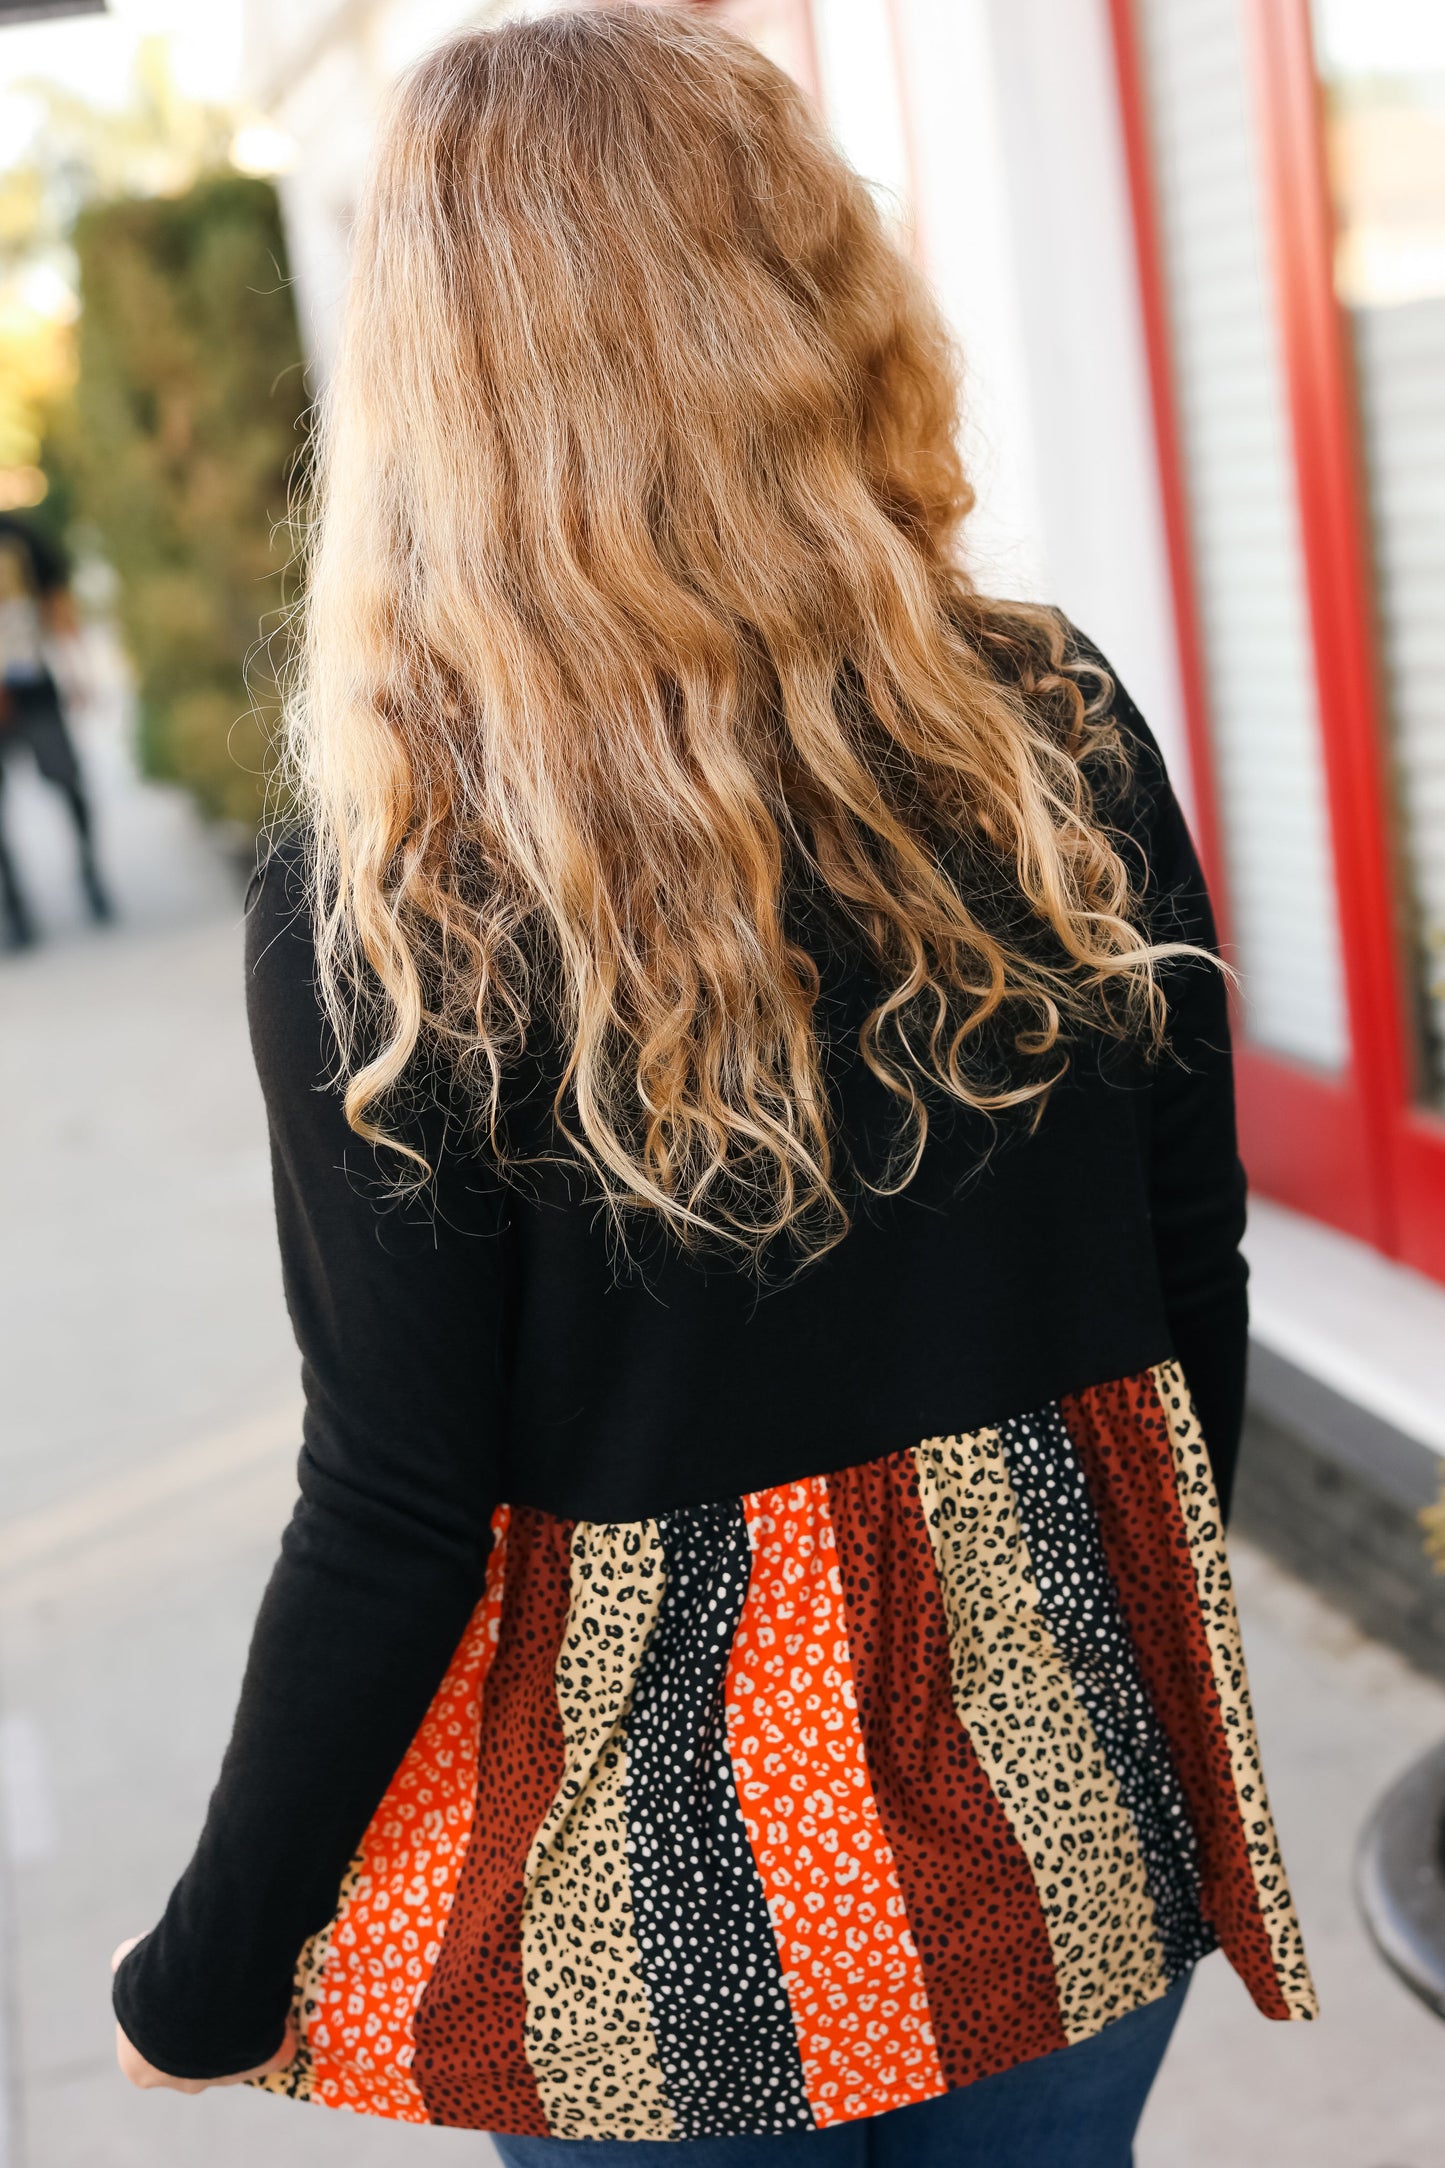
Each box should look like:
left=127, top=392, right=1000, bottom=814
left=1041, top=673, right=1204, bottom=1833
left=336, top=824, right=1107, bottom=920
left=290, top=4, right=1179, bottom=1261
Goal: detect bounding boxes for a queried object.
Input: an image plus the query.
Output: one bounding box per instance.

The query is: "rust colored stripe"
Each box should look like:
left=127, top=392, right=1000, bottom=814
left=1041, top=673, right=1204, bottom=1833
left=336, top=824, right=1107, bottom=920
left=412, top=1505, right=572, bottom=2130
left=729, top=1477, right=945, bottom=2126
left=826, top=1452, right=1065, bottom=2087
left=1059, top=1370, right=1290, bottom=2018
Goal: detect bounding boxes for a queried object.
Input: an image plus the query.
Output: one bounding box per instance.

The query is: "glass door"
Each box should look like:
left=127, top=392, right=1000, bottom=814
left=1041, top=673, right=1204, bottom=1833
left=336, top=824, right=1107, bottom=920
left=1311, top=0, right=1445, bottom=1112
left=1115, top=0, right=1387, bottom=1243
left=1114, top=0, right=1445, bottom=1276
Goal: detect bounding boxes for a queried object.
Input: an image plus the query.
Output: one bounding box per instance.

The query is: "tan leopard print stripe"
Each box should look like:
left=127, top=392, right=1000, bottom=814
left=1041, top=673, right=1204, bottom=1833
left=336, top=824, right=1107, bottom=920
left=915, top=1431, right=1170, bottom=2040
left=519, top=1518, right=676, bottom=2140
left=1151, top=1363, right=1317, bottom=2019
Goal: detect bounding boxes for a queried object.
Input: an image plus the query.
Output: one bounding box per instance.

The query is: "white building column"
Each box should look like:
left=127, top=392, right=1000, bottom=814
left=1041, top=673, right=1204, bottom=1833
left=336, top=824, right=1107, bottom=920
left=807, top=0, right=1195, bottom=800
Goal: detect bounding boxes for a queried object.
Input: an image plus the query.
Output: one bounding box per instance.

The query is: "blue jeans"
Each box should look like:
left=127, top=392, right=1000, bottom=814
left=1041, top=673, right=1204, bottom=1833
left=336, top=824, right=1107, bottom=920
left=491, top=1972, right=1189, bottom=2167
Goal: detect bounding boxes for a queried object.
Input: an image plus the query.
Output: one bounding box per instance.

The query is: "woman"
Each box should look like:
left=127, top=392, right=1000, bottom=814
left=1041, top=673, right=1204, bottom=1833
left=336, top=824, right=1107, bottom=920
left=112, top=10, right=1314, bottom=2161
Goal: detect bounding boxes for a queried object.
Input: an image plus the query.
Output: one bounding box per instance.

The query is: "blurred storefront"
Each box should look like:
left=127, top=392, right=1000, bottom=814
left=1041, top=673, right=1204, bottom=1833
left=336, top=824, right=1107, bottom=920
left=243, top=0, right=1445, bottom=1660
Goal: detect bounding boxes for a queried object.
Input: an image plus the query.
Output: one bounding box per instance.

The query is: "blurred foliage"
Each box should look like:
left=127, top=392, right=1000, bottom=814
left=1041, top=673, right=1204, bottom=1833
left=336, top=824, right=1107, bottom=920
left=0, top=39, right=234, bottom=477
left=43, top=41, right=230, bottom=208
left=0, top=38, right=235, bottom=271
left=67, top=173, right=308, bottom=825
left=0, top=39, right=304, bottom=826
left=0, top=287, right=72, bottom=469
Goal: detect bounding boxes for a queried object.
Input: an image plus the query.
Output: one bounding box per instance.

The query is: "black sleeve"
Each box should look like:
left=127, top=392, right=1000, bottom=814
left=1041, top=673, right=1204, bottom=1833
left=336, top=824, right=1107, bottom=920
left=1090, top=651, right=1249, bottom=1515
left=112, top=842, right=511, bottom=2079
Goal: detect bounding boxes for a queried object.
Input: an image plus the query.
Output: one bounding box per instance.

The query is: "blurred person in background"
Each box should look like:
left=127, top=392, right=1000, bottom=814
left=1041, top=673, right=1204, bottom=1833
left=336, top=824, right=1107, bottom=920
left=109, top=12, right=1317, bottom=2164
left=0, top=509, right=112, bottom=948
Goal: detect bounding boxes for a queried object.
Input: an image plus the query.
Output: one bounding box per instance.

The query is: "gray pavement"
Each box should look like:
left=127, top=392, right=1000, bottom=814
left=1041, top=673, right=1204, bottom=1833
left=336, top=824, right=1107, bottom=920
left=2, top=665, right=1444, bottom=2167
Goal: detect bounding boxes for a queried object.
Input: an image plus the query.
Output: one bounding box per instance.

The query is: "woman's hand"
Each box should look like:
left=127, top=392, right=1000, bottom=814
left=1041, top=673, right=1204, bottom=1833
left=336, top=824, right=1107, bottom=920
left=111, top=1939, right=297, bottom=2094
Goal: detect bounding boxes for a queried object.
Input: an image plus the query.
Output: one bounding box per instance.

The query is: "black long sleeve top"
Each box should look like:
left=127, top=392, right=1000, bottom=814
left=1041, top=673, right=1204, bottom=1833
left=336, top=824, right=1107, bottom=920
left=112, top=646, right=1252, bottom=2092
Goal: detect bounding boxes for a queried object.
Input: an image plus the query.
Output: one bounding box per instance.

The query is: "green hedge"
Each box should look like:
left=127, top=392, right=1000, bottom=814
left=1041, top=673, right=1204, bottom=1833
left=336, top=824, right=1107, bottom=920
left=69, top=173, right=308, bottom=825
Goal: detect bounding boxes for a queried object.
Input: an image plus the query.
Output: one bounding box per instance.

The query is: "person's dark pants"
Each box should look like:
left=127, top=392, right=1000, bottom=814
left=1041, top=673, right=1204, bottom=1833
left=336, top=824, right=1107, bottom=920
left=492, top=1972, right=1190, bottom=2168
left=0, top=673, right=109, bottom=942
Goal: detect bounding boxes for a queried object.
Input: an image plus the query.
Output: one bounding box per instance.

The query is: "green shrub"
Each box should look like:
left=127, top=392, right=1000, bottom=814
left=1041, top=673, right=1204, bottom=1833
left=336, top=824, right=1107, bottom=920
left=68, top=173, right=308, bottom=825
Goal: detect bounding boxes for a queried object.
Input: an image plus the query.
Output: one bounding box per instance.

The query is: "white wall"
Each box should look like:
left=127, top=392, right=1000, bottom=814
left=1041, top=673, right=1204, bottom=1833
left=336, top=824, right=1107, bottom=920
left=982, top=0, right=1194, bottom=808
left=272, top=39, right=379, bottom=377
left=881, top=0, right=1195, bottom=805
left=244, top=0, right=503, bottom=377
left=823, top=0, right=1198, bottom=802
left=886, top=0, right=1052, bottom=608
left=810, top=0, right=911, bottom=217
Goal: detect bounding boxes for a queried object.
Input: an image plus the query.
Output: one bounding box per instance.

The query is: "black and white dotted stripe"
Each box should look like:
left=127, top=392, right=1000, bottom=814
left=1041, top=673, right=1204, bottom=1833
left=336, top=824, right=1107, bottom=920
left=622, top=1499, right=814, bottom=2139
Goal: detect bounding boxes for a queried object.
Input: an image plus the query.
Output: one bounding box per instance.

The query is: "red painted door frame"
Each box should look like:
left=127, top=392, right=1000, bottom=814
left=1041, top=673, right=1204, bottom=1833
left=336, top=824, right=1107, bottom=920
left=1107, top=0, right=1445, bottom=1279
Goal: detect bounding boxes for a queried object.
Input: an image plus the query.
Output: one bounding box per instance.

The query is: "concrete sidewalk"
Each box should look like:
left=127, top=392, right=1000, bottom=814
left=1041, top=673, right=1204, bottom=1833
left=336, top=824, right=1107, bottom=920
left=0, top=673, right=504, bottom=2168
left=2, top=678, right=1443, bottom=2167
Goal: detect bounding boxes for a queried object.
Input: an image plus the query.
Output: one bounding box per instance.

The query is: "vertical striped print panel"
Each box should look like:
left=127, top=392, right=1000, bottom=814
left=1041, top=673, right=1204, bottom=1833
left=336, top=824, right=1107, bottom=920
left=256, top=1506, right=512, bottom=2119
left=1060, top=1366, right=1316, bottom=2020
left=520, top=1519, right=674, bottom=2139
left=728, top=1476, right=945, bottom=2125
left=1150, top=1364, right=1315, bottom=2015
left=412, top=1505, right=574, bottom=2128
left=992, top=1407, right=1212, bottom=1983
left=260, top=1360, right=1315, bottom=2142
left=624, top=1501, right=814, bottom=2137
left=826, top=1451, right=1068, bottom=2087
left=914, top=1427, right=1186, bottom=2044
